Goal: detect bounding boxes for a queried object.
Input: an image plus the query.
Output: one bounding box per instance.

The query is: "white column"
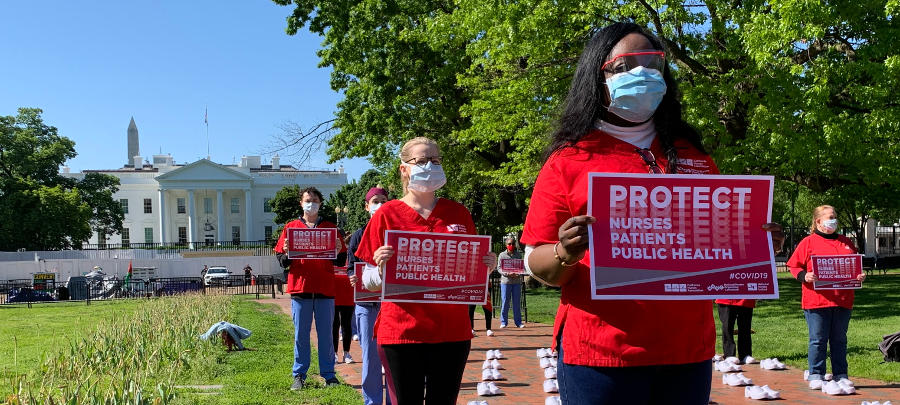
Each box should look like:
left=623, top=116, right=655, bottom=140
left=244, top=189, right=253, bottom=242
left=158, top=189, right=167, bottom=244
left=187, top=189, right=196, bottom=249
left=216, top=189, right=225, bottom=242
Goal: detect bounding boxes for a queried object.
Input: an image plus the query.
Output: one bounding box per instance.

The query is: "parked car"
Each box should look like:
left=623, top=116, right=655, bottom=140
left=203, top=266, right=230, bottom=286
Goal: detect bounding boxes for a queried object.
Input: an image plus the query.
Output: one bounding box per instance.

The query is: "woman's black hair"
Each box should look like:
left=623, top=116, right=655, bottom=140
left=545, top=22, right=705, bottom=173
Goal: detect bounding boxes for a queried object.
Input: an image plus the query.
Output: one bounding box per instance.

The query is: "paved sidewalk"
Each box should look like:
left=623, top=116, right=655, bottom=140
left=258, top=296, right=898, bottom=404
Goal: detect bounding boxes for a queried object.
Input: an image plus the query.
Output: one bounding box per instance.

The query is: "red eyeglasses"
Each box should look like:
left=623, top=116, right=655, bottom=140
left=635, top=148, right=665, bottom=174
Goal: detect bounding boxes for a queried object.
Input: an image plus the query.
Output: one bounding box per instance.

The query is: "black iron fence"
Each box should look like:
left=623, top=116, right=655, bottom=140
left=0, top=275, right=278, bottom=306
left=488, top=271, right=528, bottom=323
left=79, top=240, right=277, bottom=253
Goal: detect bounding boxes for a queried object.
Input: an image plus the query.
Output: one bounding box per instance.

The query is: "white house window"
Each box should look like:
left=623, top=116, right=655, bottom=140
left=143, top=198, right=152, bottom=214
left=178, top=227, right=187, bottom=244
left=177, top=198, right=186, bottom=214
left=231, top=226, right=241, bottom=243
left=121, top=228, right=130, bottom=247
left=144, top=227, right=153, bottom=244
left=119, top=199, right=128, bottom=214
left=263, top=198, right=272, bottom=213
left=204, top=198, right=213, bottom=214
left=231, top=197, right=240, bottom=214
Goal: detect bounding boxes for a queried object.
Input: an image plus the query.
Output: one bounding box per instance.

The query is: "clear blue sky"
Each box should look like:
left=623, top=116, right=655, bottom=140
left=0, top=1, right=372, bottom=180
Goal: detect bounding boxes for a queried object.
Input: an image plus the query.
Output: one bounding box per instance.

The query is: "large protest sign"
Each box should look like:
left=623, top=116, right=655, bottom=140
left=382, top=230, right=491, bottom=304
left=499, top=258, right=525, bottom=275
left=587, top=173, right=777, bottom=300
left=353, top=262, right=381, bottom=302
left=811, top=254, right=863, bottom=290
left=286, top=228, right=338, bottom=259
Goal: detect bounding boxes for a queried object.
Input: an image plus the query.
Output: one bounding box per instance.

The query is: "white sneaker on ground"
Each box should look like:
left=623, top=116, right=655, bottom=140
left=804, top=369, right=809, bottom=380
left=494, top=350, right=504, bottom=359
left=491, top=369, right=503, bottom=380
left=486, top=350, right=500, bottom=360
left=482, top=360, right=492, bottom=369
left=550, top=357, right=558, bottom=367
left=725, top=356, right=741, bottom=364
left=744, top=386, right=767, bottom=400
left=343, top=352, right=353, bottom=364
left=715, top=360, right=742, bottom=372
left=544, top=366, right=557, bottom=379
left=836, top=379, right=855, bottom=394
left=476, top=382, right=491, bottom=396
left=722, top=373, right=752, bottom=386
left=467, top=401, right=488, bottom=405
left=518, top=324, right=525, bottom=328
left=334, top=353, right=340, bottom=363
left=545, top=396, right=561, bottom=405
left=760, top=385, right=780, bottom=399
left=837, top=377, right=854, bottom=387
left=482, top=369, right=494, bottom=381
left=809, top=379, right=824, bottom=390
left=537, top=348, right=550, bottom=358
left=352, top=334, right=359, bottom=341
left=500, top=323, right=507, bottom=328
left=490, top=359, right=503, bottom=369
left=761, top=358, right=786, bottom=370
left=743, top=355, right=758, bottom=364
left=712, top=354, right=724, bottom=362
left=543, top=378, right=559, bottom=393
left=540, top=357, right=551, bottom=368
left=822, top=380, right=845, bottom=395
left=486, top=329, right=494, bottom=337
left=488, top=382, right=501, bottom=395
left=824, top=373, right=833, bottom=381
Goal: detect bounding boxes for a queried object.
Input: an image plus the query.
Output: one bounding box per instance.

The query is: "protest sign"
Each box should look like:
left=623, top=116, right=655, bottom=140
left=382, top=230, right=491, bottom=304
left=287, top=228, right=338, bottom=259
left=499, top=258, right=525, bottom=275
left=353, top=262, right=381, bottom=302
left=811, top=254, right=863, bottom=290
left=587, top=173, right=777, bottom=299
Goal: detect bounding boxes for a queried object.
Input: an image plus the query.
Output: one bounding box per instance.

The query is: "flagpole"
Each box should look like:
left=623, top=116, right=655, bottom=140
left=205, top=107, right=210, bottom=160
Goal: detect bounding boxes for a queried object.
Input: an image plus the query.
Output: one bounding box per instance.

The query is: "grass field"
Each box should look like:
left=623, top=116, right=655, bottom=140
left=0, top=296, right=361, bottom=405
left=524, top=270, right=900, bottom=383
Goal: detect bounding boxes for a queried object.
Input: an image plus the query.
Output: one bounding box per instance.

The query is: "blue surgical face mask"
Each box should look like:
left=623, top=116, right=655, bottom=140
left=822, top=218, right=838, bottom=232
left=368, top=202, right=383, bottom=216
left=604, top=66, right=667, bottom=123
left=302, top=202, right=319, bottom=215
left=404, top=162, right=446, bottom=192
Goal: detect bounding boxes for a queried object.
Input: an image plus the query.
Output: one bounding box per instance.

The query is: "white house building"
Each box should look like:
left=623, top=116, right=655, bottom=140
left=62, top=117, right=347, bottom=246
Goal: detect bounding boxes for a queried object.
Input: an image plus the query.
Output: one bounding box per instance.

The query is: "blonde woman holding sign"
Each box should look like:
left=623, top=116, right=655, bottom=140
left=788, top=205, right=865, bottom=390
left=355, top=137, right=497, bottom=405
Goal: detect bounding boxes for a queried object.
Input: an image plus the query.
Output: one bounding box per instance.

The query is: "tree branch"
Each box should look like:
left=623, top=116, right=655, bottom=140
left=636, top=0, right=711, bottom=76
left=266, top=119, right=337, bottom=168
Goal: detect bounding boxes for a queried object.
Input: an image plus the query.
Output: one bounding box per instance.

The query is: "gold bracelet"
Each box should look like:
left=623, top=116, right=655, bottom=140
left=553, top=242, right=578, bottom=267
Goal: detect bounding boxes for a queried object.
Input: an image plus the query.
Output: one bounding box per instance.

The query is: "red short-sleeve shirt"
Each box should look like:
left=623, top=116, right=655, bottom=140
left=334, top=270, right=355, bottom=306
left=787, top=233, right=858, bottom=309
left=521, top=130, right=718, bottom=367
left=274, top=219, right=344, bottom=296
left=355, top=199, right=477, bottom=345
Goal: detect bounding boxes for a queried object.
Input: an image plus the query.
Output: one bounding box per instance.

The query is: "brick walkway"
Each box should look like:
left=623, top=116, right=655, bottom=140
left=258, top=297, right=898, bottom=404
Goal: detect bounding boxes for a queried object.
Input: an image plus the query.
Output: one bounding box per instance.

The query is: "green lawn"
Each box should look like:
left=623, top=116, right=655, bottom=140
left=524, top=271, right=900, bottom=383
left=0, top=297, right=361, bottom=404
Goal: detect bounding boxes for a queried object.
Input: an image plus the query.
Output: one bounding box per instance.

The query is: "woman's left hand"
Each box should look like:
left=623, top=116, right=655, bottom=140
left=483, top=252, right=497, bottom=270
left=857, top=273, right=866, bottom=282
left=762, top=223, right=785, bottom=254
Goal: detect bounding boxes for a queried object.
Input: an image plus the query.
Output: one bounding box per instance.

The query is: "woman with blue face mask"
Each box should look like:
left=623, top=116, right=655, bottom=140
left=521, top=23, right=785, bottom=404
left=788, top=205, right=865, bottom=392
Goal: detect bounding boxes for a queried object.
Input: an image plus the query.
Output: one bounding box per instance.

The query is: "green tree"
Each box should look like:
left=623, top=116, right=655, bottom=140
left=324, top=169, right=393, bottom=233
left=0, top=108, right=123, bottom=250
left=274, top=0, right=900, bottom=250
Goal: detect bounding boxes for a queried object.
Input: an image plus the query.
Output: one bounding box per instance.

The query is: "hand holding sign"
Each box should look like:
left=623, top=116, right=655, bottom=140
left=557, top=215, right=597, bottom=264
left=373, top=245, right=395, bottom=277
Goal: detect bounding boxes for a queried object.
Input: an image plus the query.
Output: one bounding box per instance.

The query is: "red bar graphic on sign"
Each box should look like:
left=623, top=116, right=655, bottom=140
left=811, top=254, right=863, bottom=290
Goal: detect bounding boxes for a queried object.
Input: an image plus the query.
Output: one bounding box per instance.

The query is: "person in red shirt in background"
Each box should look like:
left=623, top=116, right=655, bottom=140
left=274, top=186, right=346, bottom=390
left=333, top=266, right=355, bottom=364
left=715, top=298, right=756, bottom=364
left=356, top=137, right=497, bottom=405
left=788, top=205, right=866, bottom=389
left=521, top=23, right=784, bottom=404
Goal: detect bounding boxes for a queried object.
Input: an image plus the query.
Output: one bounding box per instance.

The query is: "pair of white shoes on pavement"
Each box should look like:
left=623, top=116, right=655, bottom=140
left=759, top=358, right=786, bottom=370
left=536, top=348, right=557, bottom=358
left=744, top=385, right=780, bottom=400
left=722, top=372, right=753, bottom=386
left=543, top=378, right=559, bottom=393
left=485, top=349, right=503, bottom=360
left=482, top=359, right=503, bottom=370
left=817, top=379, right=855, bottom=395
left=714, top=360, right=743, bottom=372
left=545, top=396, right=561, bottom=405
left=544, top=366, right=557, bottom=379
left=476, top=381, right=502, bottom=396
left=540, top=356, right=558, bottom=369
left=467, top=401, right=488, bottom=405
left=481, top=368, right=503, bottom=381
left=861, top=401, right=893, bottom=405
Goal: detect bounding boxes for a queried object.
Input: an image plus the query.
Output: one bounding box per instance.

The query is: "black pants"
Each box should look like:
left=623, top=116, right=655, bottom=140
left=379, top=340, right=471, bottom=405
left=468, top=304, right=492, bottom=331
left=717, top=304, right=753, bottom=359
left=332, top=305, right=354, bottom=353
